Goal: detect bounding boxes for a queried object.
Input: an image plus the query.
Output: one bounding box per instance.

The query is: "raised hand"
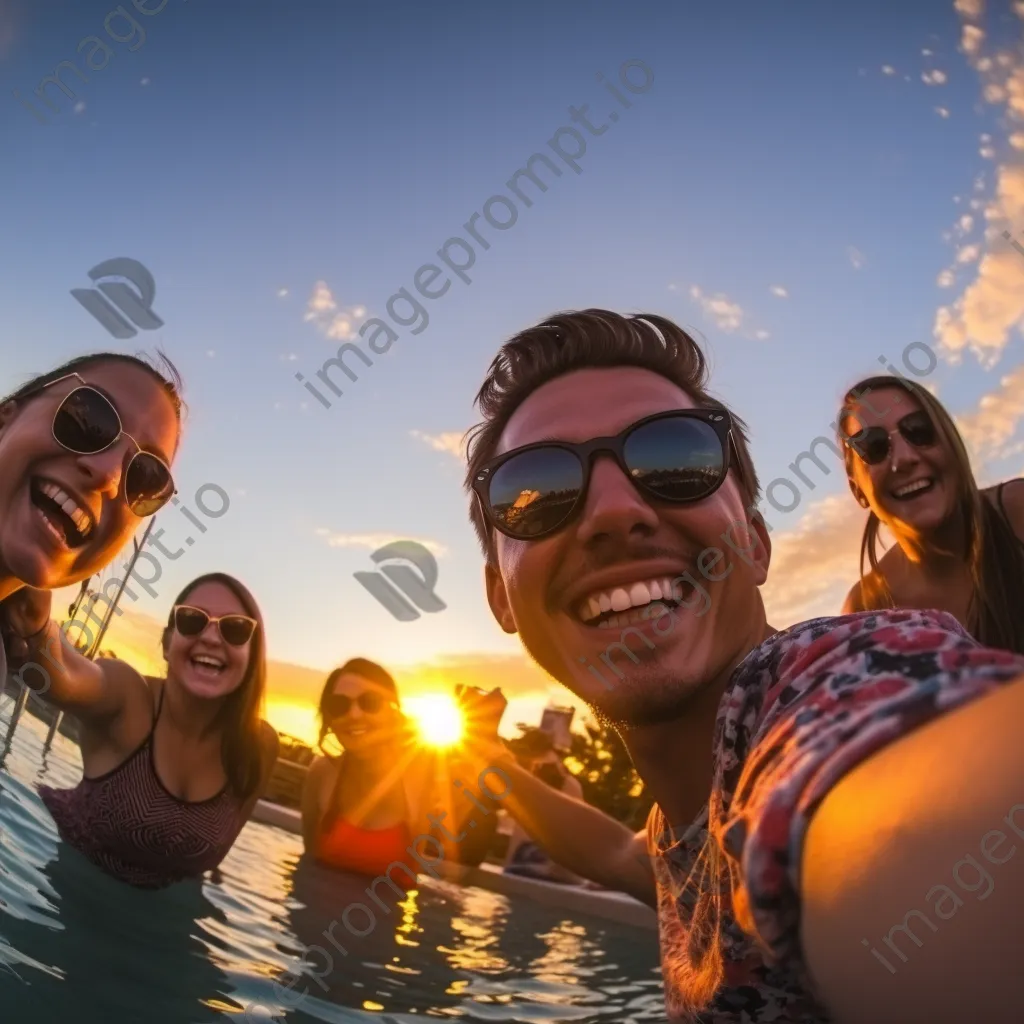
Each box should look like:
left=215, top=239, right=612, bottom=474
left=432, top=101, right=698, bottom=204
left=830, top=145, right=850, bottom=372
left=0, top=586, right=53, bottom=664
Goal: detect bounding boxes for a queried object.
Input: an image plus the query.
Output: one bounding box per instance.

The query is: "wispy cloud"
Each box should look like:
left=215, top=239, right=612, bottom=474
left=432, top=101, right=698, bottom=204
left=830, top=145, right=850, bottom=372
left=922, top=69, right=948, bottom=86
left=689, top=285, right=744, bottom=331
left=936, top=106, right=951, bottom=118
left=954, top=364, right=1024, bottom=466
left=304, top=281, right=367, bottom=341
left=314, top=529, right=447, bottom=557
left=769, top=285, right=789, bottom=299
left=847, top=246, right=866, bottom=269
left=410, top=429, right=467, bottom=460
left=933, top=0, right=1024, bottom=367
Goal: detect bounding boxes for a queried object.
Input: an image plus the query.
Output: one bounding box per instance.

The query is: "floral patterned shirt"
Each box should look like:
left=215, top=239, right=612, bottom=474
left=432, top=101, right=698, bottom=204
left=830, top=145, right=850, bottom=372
left=647, top=609, right=1024, bottom=1022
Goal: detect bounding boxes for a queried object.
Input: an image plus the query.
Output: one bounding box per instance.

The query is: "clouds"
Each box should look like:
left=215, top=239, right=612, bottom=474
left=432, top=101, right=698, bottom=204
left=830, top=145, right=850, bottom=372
left=681, top=284, right=772, bottom=340
left=314, top=528, right=447, bottom=557
left=303, top=281, right=367, bottom=341
left=932, top=1, right=1024, bottom=366
left=769, top=285, right=789, bottom=299
left=688, top=285, right=744, bottom=332
left=954, top=363, right=1024, bottom=466
left=847, top=246, right=866, bottom=270
left=410, top=429, right=467, bottom=460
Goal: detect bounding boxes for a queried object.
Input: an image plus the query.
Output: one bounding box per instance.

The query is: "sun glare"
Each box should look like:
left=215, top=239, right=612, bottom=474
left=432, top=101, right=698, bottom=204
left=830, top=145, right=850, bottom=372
left=405, top=693, right=465, bottom=748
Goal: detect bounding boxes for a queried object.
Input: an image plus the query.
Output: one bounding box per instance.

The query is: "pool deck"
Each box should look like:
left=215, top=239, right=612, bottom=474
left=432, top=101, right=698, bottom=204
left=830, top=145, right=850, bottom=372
left=253, top=799, right=658, bottom=931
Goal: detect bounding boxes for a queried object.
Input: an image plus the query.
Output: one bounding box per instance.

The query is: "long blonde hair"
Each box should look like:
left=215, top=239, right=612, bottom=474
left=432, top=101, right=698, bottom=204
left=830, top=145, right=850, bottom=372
left=838, top=375, right=1024, bottom=653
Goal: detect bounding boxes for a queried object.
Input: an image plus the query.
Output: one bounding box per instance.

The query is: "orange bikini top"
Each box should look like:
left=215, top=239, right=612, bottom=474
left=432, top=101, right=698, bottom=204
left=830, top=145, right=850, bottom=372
left=315, top=815, right=420, bottom=888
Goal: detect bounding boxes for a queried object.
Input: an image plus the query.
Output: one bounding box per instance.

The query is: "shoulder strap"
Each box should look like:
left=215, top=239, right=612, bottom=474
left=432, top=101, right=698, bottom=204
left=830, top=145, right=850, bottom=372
left=996, top=482, right=1011, bottom=521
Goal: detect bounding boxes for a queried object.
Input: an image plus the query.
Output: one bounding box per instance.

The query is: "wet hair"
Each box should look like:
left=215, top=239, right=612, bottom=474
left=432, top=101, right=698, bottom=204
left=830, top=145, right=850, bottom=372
left=839, top=375, right=1024, bottom=653
left=161, top=572, right=268, bottom=800
left=316, top=658, right=398, bottom=752
left=3, top=350, right=185, bottom=422
left=463, top=309, right=761, bottom=560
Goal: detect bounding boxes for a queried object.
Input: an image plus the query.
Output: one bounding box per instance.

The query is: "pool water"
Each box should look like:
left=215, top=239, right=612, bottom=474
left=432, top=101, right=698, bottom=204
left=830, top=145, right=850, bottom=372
left=0, top=706, right=665, bottom=1023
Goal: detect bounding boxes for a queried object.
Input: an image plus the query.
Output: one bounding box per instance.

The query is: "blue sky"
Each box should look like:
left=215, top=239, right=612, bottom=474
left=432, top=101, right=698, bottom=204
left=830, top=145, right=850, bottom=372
left=3, top=0, right=1024, bottom=736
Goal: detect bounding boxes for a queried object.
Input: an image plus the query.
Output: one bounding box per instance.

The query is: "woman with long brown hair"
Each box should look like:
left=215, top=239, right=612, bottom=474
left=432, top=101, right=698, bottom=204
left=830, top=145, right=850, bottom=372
left=0, top=351, right=181, bottom=681
left=301, top=659, right=497, bottom=883
left=838, top=374, right=1024, bottom=651
left=2, top=572, right=279, bottom=888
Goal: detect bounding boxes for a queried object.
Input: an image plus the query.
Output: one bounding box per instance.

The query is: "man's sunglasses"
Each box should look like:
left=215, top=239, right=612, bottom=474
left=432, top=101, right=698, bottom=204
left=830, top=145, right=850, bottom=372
left=472, top=409, right=734, bottom=540
left=845, top=410, right=937, bottom=466
left=172, top=604, right=258, bottom=646
left=35, top=373, right=175, bottom=517
left=325, top=692, right=392, bottom=718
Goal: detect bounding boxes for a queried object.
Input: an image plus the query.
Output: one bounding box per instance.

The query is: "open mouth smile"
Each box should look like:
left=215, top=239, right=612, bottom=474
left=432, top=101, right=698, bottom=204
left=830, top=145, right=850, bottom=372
left=890, top=477, right=935, bottom=501
left=29, top=477, right=95, bottom=550
left=190, top=653, right=227, bottom=678
left=577, top=575, right=694, bottom=629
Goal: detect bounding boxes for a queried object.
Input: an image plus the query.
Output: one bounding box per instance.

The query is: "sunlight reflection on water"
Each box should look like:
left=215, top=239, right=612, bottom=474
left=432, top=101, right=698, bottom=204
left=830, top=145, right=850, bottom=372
left=0, top=710, right=665, bottom=1023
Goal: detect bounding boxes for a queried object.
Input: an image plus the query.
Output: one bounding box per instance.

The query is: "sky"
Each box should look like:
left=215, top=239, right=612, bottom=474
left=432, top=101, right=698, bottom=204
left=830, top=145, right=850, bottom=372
left=3, top=0, right=1024, bottom=744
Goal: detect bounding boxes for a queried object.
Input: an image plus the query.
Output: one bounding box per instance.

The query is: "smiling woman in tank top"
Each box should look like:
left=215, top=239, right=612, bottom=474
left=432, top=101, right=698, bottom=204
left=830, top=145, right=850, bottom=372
left=3, top=572, right=279, bottom=889
left=839, top=375, right=1024, bottom=652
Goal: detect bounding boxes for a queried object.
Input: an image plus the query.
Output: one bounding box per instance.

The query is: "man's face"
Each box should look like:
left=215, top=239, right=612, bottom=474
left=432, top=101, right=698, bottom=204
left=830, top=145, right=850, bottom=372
left=484, top=367, right=771, bottom=728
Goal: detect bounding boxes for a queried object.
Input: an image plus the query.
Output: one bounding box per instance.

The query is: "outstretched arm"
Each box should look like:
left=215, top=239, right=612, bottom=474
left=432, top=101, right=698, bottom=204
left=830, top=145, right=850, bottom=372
left=477, top=752, right=655, bottom=905
left=1, top=586, right=137, bottom=723
left=801, top=676, right=1024, bottom=1024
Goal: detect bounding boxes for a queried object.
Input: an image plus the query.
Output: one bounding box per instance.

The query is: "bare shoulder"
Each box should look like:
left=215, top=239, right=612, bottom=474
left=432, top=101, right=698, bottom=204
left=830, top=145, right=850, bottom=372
left=101, top=660, right=157, bottom=718
left=989, top=477, right=1024, bottom=541
left=306, top=753, right=338, bottom=785
left=259, top=720, right=280, bottom=766
left=841, top=579, right=866, bottom=614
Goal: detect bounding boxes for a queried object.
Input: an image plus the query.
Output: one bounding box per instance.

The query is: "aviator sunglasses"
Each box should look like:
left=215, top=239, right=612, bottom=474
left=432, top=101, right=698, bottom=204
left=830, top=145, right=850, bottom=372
left=172, top=604, right=258, bottom=646
left=30, top=373, right=176, bottom=516
left=844, top=410, right=938, bottom=467
left=472, top=409, right=735, bottom=540
left=325, top=692, right=393, bottom=718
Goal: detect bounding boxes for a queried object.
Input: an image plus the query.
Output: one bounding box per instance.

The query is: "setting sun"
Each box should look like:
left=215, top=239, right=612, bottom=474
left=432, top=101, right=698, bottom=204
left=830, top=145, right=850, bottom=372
left=405, top=693, right=465, bottom=748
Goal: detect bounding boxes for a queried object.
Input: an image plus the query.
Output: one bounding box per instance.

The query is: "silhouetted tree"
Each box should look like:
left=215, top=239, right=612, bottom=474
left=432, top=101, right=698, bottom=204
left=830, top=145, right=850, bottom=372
left=565, top=718, right=654, bottom=830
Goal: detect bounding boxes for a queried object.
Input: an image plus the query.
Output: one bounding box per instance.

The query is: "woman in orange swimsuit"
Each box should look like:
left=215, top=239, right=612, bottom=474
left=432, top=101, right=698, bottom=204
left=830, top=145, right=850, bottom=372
left=300, top=659, right=493, bottom=887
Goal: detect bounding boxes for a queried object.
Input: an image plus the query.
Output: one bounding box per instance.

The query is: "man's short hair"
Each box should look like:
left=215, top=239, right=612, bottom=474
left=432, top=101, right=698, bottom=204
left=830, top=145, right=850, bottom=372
left=463, top=308, right=761, bottom=559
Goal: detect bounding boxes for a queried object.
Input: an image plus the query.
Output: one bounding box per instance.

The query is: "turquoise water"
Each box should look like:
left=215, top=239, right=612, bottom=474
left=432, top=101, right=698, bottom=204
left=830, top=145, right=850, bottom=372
left=0, top=705, right=665, bottom=1024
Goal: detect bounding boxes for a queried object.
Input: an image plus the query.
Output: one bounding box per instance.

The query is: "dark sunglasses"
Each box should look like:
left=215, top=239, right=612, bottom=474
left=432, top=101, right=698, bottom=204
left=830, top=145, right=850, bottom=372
left=325, top=692, right=391, bottom=718
left=37, top=373, right=175, bottom=517
left=172, top=604, right=258, bottom=646
left=472, top=409, right=734, bottom=541
left=845, top=410, right=937, bottom=466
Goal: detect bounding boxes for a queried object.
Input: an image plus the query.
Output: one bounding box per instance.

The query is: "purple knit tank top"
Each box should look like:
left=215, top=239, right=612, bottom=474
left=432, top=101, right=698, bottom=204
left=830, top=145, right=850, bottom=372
left=39, top=687, right=245, bottom=889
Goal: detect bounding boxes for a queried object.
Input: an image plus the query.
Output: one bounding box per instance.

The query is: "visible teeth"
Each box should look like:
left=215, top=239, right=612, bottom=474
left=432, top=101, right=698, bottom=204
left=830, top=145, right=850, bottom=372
left=893, top=479, right=932, bottom=499
left=581, top=575, right=693, bottom=624
left=39, top=482, right=92, bottom=538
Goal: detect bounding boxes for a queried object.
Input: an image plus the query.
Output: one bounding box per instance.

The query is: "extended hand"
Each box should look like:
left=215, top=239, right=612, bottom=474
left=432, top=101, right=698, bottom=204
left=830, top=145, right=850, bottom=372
left=0, top=586, right=53, bottom=664
left=455, top=685, right=512, bottom=767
